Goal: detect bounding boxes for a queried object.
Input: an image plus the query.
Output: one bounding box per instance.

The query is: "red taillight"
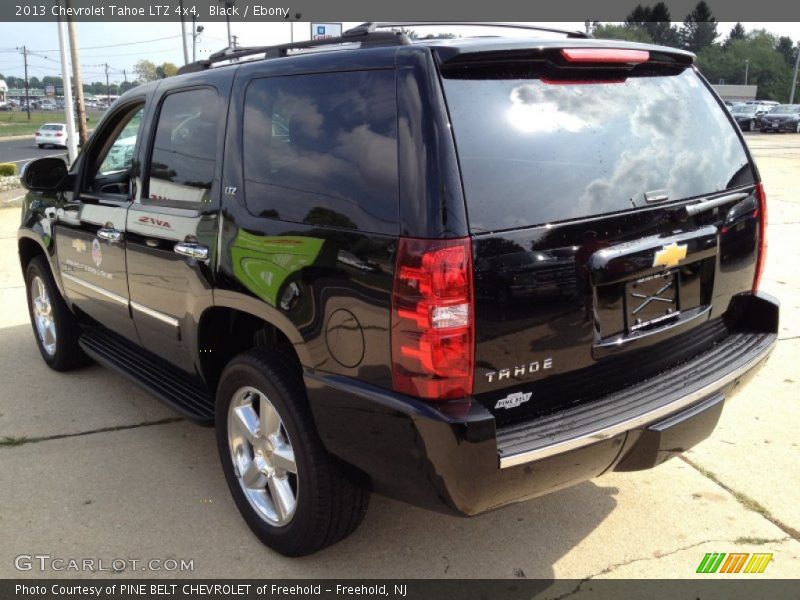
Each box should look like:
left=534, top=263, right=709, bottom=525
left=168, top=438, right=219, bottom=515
left=391, top=237, right=474, bottom=400
left=753, top=183, right=768, bottom=292
left=560, top=48, right=650, bottom=64
left=55, top=132, right=64, bottom=137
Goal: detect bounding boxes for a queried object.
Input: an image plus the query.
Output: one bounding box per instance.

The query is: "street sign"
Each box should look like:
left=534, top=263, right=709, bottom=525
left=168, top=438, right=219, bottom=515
left=45, top=85, right=55, bottom=96
left=311, top=22, right=342, bottom=40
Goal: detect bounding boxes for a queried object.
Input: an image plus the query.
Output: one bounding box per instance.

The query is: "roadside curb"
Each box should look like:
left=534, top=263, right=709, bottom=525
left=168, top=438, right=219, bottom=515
left=0, top=187, right=24, bottom=208
left=0, top=134, right=34, bottom=142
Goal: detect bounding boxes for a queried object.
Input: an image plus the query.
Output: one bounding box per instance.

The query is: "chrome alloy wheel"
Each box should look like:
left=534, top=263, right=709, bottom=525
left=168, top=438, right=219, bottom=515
left=227, top=386, right=298, bottom=526
left=31, top=275, right=56, bottom=356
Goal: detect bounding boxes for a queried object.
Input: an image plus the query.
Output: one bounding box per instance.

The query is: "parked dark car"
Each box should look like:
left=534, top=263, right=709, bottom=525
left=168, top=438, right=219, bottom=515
left=17, top=23, right=778, bottom=557
left=731, top=103, right=769, bottom=131
left=759, top=104, right=800, bottom=133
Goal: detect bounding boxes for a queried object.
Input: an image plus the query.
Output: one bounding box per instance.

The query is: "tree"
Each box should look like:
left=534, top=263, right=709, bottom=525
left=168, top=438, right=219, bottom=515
left=625, top=2, right=680, bottom=47
left=681, top=1, right=717, bottom=54
left=775, top=36, right=796, bottom=65
left=133, top=59, right=158, bottom=82
left=594, top=23, right=653, bottom=44
left=696, top=30, right=793, bottom=101
left=119, top=80, right=140, bottom=93
left=726, top=22, right=747, bottom=47
left=155, top=62, right=178, bottom=78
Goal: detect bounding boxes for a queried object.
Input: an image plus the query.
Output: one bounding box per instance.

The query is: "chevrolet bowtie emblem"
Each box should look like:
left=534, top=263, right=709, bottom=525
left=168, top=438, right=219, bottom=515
left=71, top=238, right=87, bottom=253
left=653, top=242, right=687, bottom=268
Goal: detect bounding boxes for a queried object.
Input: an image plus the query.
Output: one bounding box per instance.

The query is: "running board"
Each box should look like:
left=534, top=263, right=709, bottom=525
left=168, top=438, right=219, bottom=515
left=79, top=330, right=215, bottom=424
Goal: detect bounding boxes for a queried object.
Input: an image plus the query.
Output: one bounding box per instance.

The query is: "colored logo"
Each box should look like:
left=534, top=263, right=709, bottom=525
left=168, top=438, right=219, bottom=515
left=653, top=242, right=687, bottom=268
left=71, top=238, right=86, bottom=253
left=696, top=552, right=773, bottom=574
left=92, top=238, right=102, bottom=268
left=317, top=26, right=325, bottom=34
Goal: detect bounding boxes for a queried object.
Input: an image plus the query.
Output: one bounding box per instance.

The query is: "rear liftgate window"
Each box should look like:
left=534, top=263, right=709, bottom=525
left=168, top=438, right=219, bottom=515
left=441, top=66, right=754, bottom=231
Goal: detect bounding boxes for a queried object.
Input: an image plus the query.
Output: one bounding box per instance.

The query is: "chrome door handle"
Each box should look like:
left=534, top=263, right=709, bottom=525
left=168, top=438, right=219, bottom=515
left=97, top=228, right=123, bottom=243
left=174, top=242, right=209, bottom=261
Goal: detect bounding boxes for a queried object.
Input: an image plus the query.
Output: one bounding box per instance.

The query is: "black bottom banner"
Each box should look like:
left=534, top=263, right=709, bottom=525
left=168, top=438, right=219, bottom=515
left=3, top=579, right=800, bottom=600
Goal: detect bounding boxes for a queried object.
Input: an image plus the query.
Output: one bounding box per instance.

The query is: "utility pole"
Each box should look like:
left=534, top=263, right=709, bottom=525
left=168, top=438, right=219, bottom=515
left=179, top=0, right=189, bottom=65
left=790, top=45, right=800, bottom=104
left=744, top=59, right=749, bottom=86
left=17, top=46, right=30, bottom=120
left=231, top=35, right=238, bottom=49
left=191, top=16, right=204, bottom=62
left=192, top=14, right=197, bottom=62
left=66, top=3, right=88, bottom=146
left=56, top=12, right=77, bottom=162
left=104, top=63, right=110, bottom=106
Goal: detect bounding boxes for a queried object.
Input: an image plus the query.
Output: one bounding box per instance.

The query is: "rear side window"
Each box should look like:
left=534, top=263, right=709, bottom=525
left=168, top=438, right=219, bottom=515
left=147, top=88, right=220, bottom=206
left=242, top=70, right=398, bottom=234
left=442, top=68, right=755, bottom=232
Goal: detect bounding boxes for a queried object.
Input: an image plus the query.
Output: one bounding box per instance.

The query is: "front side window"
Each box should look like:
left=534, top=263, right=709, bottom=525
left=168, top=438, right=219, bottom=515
left=146, top=88, right=220, bottom=205
left=242, top=70, right=398, bottom=234
left=98, top=108, right=143, bottom=176
left=83, top=103, right=144, bottom=197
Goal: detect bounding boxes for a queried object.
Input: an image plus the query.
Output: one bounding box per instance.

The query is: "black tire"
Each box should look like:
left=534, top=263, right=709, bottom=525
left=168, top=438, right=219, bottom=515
left=215, top=348, right=369, bottom=556
left=37, top=144, right=44, bottom=148
left=24, top=255, right=88, bottom=371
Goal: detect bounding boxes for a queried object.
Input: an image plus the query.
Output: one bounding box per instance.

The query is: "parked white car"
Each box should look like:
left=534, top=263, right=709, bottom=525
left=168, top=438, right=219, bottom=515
left=35, top=123, right=68, bottom=148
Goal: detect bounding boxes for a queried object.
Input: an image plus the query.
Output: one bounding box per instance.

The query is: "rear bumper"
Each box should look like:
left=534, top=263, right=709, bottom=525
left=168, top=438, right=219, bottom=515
left=760, top=122, right=798, bottom=132
left=305, top=292, right=779, bottom=516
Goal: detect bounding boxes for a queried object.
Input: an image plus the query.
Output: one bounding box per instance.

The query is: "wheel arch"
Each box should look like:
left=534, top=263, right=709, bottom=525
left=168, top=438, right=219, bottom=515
left=18, top=231, right=66, bottom=297
left=197, top=296, right=309, bottom=395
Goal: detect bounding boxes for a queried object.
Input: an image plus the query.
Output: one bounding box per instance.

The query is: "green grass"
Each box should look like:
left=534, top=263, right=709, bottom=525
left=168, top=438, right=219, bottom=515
left=0, top=436, right=30, bottom=447
left=0, top=110, right=97, bottom=138
left=734, top=536, right=778, bottom=546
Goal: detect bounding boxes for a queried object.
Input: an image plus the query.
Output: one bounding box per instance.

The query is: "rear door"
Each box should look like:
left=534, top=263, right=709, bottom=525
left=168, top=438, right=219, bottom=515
left=55, top=100, right=146, bottom=342
left=125, top=79, right=230, bottom=375
left=438, top=48, right=762, bottom=424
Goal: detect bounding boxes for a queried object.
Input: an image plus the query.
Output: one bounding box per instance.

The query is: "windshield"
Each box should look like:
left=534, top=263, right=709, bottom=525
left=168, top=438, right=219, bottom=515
left=770, top=105, right=800, bottom=113
left=732, top=105, right=753, bottom=114
left=443, top=68, right=754, bottom=231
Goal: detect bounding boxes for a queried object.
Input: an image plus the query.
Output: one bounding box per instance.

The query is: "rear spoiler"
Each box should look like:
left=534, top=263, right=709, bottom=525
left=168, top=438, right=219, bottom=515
left=433, top=39, right=695, bottom=69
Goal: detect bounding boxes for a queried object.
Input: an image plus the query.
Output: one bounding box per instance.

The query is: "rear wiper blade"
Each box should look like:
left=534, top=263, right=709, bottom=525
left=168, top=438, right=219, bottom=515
left=671, top=191, right=750, bottom=221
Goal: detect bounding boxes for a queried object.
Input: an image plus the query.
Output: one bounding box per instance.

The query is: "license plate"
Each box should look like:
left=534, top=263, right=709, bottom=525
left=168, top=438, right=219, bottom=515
left=773, top=123, right=779, bottom=128
left=626, top=271, right=680, bottom=332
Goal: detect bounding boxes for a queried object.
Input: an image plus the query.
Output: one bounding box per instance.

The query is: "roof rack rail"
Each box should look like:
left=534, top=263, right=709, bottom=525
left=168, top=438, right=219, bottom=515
left=178, top=27, right=410, bottom=74
left=351, top=21, right=591, bottom=39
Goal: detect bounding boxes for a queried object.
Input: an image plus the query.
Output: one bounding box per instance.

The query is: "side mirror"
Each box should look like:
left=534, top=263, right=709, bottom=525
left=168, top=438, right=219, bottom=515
left=20, top=157, right=68, bottom=192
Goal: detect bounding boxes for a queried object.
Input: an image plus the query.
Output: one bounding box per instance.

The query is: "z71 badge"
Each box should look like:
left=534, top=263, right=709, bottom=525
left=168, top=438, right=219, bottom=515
left=495, top=391, right=532, bottom=410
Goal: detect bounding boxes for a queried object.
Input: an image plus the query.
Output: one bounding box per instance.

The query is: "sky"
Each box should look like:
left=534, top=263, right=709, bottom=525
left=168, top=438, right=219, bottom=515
left=0, top=21, right=799, bottom=84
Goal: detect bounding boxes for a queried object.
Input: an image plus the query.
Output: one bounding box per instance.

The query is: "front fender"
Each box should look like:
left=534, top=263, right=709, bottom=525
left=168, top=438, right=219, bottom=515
left=17, top=196, right=66, bottom=299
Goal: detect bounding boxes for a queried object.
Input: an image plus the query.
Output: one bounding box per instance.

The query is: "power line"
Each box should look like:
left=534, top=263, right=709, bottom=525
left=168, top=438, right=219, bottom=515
left=28, top=34, right=183, bottom=53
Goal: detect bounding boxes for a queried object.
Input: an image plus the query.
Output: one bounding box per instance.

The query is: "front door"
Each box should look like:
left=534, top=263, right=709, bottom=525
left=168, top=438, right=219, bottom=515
left=55, top=101, right=146, bottom=342
left=125, top=85, right=226, bottom=374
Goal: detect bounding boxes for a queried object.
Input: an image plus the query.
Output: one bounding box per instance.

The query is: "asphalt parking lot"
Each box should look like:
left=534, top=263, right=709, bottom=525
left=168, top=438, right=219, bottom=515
left=0, top=132, right=798, bottom=581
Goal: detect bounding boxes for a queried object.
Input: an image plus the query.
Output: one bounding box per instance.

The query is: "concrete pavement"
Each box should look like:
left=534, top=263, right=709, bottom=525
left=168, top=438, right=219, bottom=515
left=0, top=133, right=798, bottom=579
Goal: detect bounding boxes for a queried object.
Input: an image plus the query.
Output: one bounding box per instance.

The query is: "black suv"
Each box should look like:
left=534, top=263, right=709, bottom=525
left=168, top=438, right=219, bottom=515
left=18, top=24, right=778, bottom=556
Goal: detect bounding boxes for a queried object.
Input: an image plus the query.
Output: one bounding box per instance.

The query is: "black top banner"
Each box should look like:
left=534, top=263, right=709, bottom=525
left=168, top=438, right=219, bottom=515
left=2, top=0, right=800, bottom=22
